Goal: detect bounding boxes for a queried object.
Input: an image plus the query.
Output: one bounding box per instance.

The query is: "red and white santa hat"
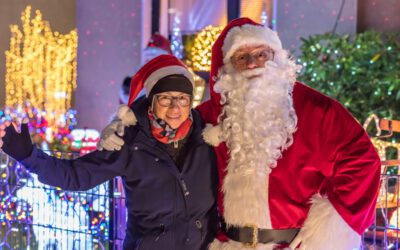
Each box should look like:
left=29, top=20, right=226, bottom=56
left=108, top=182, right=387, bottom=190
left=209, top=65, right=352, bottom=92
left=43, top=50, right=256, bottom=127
left=128, top=54, right=194, bottom=106
left=221, top=19, right=282, bottom=63
left=147, top=33, right=173, bottom=55
left=197, top=17, right=283, bottom=125
left=143, top=33, right=173, bottom=63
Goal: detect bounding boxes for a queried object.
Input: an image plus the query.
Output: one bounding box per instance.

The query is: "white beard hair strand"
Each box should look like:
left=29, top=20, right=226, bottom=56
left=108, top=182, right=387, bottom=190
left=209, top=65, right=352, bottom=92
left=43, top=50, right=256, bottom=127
left=213, top=50, right=299, bottom=229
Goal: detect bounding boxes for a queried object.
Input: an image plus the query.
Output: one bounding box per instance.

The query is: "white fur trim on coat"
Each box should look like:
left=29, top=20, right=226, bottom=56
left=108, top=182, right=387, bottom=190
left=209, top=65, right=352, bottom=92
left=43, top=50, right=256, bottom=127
left=203, top=124, right=224, bottom=146
left=222, top=24, right=283, bottom=63
left=117, top=105, right=137, bottom=126
left=289, top=194, right=361, bottom=250
left=143, top=65, right=195, bottom=96
left=209, top=238, right=278, bottom=250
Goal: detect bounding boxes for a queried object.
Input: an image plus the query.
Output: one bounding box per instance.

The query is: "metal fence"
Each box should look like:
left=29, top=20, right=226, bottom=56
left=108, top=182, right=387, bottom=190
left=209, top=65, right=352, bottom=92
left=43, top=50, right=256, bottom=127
left=0, top=151, right=399, bottom=249
left=363, top=174, right=400, bottom=250
left=0, top=151, right=126, bottom=250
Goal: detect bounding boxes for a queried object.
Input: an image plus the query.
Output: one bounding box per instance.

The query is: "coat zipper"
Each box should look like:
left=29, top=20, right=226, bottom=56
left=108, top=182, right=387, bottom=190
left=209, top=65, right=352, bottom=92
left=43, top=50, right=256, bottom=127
left=154, top=224, right=165, bottom=242
left=179, top=173, right=190, bottom=243
left=195, top=219, right=204, bottom=241
left=180, top=178, right=190, bottom=196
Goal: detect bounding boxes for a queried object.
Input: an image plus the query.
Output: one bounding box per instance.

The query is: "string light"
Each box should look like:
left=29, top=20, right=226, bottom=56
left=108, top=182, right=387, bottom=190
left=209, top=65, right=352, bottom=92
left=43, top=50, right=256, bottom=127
left=261, top=11, right=268, bottom=26
left=5, top=6, right=78, bottom=128
left=170, top=14, right=183, bottom=59
left=363, top=114, right=400, bottom=172
left=370, top=137, right=400, bottom=170
left=363, top=115, right=400, bottom=234
left=1, top=152, right=110, bottom=247
left=363, top=114, right=382, bottom=137
left=186, top=67, right=205, bottom=107
left=190, top=25, right=223, bottom=71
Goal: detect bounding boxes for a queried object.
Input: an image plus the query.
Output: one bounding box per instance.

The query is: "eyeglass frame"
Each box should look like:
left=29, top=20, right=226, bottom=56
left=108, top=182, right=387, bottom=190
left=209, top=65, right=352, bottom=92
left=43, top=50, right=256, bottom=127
left=154, top=94, right=193, bottom=107
left=230, top=47, right=275, bottom=68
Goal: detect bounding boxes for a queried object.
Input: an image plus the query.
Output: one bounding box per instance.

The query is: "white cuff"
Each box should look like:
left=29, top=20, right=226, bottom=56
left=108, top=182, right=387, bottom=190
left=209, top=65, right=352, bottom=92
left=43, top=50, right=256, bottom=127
left=202, top=123, right=224, bottom=146
left=290, top=194, right=361, bottom=250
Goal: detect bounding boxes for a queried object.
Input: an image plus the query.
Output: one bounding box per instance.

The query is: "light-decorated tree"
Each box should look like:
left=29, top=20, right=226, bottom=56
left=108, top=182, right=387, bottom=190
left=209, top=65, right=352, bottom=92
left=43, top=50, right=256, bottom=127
left=298, top=31, right=400, bottom=123
left=4, top=6, right=78, bottom=152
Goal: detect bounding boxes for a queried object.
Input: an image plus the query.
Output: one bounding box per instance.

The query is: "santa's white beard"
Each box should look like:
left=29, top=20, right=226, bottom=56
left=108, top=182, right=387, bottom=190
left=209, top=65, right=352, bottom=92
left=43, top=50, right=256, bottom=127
left=216, top=60, right=298, bottom=173
left=213, top=58, right=299, bottom=228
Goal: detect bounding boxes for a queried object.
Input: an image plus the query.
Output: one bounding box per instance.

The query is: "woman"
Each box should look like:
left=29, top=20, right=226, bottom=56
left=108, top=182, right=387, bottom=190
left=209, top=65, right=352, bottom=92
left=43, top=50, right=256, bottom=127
left=0, top=55, right=219, bottom=250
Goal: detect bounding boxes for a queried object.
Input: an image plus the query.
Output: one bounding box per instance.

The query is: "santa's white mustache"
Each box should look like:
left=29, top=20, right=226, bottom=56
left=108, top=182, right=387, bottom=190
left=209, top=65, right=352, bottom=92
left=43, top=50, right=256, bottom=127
left=240, top=61, right=280, bottom=79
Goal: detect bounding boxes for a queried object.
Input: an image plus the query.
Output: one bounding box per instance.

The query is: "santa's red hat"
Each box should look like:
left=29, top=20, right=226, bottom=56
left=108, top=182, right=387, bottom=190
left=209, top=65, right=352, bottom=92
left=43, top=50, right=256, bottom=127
left=128, top=54, right=194, bottom=106
left=198, top=17, right=283, bottom=124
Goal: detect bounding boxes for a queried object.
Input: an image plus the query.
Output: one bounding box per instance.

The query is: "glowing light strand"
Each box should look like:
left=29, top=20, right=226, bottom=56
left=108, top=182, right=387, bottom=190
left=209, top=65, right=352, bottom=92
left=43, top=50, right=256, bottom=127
left=190, top=25, right=223, bottom=72
left=170, top=14, right=183, bottom=59
left=5, top=6, right=78, bottom=130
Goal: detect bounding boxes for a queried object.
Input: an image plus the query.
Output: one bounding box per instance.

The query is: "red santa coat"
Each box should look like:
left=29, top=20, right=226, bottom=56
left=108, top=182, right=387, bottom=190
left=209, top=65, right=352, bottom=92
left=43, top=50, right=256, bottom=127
left=197, top=82, right=381, bottom=247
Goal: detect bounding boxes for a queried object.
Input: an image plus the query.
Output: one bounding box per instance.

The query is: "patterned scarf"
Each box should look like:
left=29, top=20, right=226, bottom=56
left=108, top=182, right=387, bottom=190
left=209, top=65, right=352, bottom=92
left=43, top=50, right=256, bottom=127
left=148, top=108, right=193, bottom=144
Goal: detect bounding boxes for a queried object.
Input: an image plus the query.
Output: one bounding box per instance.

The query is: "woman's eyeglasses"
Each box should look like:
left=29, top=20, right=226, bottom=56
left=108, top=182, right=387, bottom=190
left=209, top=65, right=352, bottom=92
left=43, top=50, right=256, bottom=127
left=155, top=94, right=193, bottom=107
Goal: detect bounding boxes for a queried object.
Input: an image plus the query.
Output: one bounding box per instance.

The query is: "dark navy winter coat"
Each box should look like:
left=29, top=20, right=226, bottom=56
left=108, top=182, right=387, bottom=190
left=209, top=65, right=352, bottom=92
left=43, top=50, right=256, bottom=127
left=20, top=97, right=219, bottom=250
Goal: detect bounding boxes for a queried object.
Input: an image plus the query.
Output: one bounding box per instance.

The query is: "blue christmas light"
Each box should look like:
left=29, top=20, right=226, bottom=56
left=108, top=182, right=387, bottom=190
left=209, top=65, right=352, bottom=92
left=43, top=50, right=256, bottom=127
left=261, top=11, right=268, bottom=26
left=171, top=15, right=183, bottom=59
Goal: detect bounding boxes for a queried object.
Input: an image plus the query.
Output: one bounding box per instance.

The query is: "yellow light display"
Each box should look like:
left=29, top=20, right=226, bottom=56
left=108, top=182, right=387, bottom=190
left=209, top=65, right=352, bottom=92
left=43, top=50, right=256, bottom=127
left=190, top=25, right=223, bottom=72
left=5, top=6, right=78, bottom=126
left=363, top=114, right=400, bottom=172
left=183, top=67, right=205, bottom=108
left=370, top=137, right=400, bottom=163
left=364, top=115, right=400, bottom=211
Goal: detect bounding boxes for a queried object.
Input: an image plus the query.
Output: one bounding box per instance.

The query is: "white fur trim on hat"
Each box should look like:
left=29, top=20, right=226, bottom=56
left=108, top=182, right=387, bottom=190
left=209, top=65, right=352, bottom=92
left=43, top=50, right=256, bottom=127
left=289, top=194, right=361, bottom=250
left=222, top=24, right=282, bottom=63
left=143, top=65, right=195, bottom=96
left=202, top=123, right=224, bottom=146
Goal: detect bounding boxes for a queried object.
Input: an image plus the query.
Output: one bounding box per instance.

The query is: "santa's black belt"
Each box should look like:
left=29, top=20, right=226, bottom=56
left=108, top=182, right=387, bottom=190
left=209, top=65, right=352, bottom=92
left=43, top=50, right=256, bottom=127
left=223, top=223, right=299, bottom=247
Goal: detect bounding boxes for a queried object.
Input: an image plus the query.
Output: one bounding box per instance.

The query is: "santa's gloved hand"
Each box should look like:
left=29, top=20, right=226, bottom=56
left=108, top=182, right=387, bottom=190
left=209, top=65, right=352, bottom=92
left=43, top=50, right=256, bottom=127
left=0, top=118, right=33, bottom=161
left=97, top=105, right=137, bottom=151
left=97, top=119, right=125, bottom=151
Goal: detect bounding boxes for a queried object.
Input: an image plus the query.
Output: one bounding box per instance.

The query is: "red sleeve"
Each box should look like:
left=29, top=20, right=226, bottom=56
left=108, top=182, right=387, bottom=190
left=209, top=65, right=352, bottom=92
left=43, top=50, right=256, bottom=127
left=195, top=100, right=219, bottom=124
left=321, top=100, right=381, bottom=234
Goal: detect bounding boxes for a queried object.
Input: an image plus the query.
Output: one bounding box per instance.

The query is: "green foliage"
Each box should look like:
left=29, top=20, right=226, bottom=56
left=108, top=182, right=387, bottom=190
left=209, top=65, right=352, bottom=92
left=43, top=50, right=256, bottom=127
left=298, top=31, right=400, bottom=123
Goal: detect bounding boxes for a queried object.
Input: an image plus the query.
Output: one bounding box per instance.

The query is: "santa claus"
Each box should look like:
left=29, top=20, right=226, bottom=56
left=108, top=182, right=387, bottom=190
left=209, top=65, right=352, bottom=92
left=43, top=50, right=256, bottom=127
left=99, top=18, right=381, bottom=250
